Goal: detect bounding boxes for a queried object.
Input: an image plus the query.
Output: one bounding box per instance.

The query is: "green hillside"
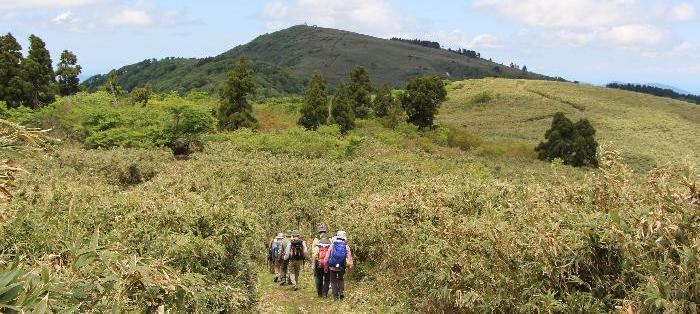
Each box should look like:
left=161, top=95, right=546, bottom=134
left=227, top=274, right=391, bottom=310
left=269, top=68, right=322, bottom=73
left=81, top=25, right=550, bottom=95
left=439, top=79, right=700, bottom=170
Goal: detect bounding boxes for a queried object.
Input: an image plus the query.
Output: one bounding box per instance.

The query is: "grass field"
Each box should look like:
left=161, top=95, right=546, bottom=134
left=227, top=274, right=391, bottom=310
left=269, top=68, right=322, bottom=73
left=440, top=79, right=700, bottom=171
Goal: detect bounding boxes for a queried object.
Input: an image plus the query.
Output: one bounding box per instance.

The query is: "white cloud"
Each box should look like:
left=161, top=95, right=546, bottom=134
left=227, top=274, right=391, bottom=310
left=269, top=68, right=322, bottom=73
left=260, top=0, right=422, bottom=37
left=601, top=24, right=665, bottom=46
left=0, top=0, right=96, bottom=10
left=473, top=0, right=637, bottom=28
left=431, top=29, right=501, bottom=49
left=51, top=11, right=76, bottom=24
left=474, top=0, right=695, bottom=51
left=107, top=9, right=153, bottom=26
left=669, top=2, right=695, bottom=21
left=469, top=34, right=500, bottom=48
left=474, top=0, right=696, bottom=28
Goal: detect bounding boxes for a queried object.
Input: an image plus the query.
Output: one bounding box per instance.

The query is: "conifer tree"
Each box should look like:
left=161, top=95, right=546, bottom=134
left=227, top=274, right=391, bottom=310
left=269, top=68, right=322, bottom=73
left=298, top=72, right=328, bottom=130
left=22, top=35, right=56, bottom=108
left=0, top=33, right=24, bottom=105
left=401, top=75, right=447, bottom=129
left=56, top=50, right=81, bottom=96
left=218, top=56, right=257, bottom=130
left=348, top=66, right=372, bottom=118
left=331, top=82, right=355, bottom=134
left=373, top=83, right=392, bottom=117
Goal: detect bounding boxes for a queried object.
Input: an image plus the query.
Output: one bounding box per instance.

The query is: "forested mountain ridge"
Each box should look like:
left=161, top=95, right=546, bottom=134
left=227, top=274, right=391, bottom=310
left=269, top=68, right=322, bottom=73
left=82, top=25, right=552, bottom=95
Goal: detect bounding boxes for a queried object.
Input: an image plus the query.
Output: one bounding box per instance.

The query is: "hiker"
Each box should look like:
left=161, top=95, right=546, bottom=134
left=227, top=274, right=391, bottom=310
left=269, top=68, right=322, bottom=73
left=284, top=230, right=308, bottom=291
left=324, top=230, right=353, bottom=301
left=311, top=224, right=331, bottom=297
left=269, top=232, right=285, bottom=282
left=280, top=230, right=292, bottom=286
left=267, top=231, right=282, bottom=274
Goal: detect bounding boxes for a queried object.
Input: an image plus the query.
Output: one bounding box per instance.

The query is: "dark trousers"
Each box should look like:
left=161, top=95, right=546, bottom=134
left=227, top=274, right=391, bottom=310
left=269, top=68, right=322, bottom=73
left=314, top=265, right=330, bottom=297
left=330, top=269, right=345, bottom=299
left=281, top=260, right=289, bottom=283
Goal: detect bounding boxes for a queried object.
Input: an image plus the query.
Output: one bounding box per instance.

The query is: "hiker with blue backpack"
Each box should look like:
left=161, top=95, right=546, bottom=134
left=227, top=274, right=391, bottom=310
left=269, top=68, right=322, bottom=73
left=269, top=232, right=285, bottom=283
left=323, top=230, right=354, bottom=301
left=311, top=224, right=331, bottom=298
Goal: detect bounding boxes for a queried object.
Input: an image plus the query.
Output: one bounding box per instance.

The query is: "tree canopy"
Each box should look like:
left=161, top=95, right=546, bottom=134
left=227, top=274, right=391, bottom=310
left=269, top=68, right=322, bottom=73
left=218, top=55, right=257, bottom=130
left=331, top=82, right=355, bottom=134
left=400, top=75, right=447, bottom=129
left=298, top=72, right=329, bottom=130
left=56, top=50, right=82, bottom=96
left=535, top=112, right=598, bottom=167
left=348, top=66, right=372, bottom=118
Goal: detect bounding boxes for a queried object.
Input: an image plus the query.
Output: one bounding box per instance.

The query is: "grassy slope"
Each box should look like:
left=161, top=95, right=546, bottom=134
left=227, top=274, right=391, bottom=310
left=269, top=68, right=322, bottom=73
left=440, top=79, right=700, bottom=170
left=82, top=25, right=548, bottom=94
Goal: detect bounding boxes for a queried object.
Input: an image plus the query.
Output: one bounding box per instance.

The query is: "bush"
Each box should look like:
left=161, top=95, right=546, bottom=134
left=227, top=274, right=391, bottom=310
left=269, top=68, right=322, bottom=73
left=447, top=126, right=483, bottom=150
left=536, top=112, right=598, bottom=167
left=469, top=91, right=492, bottom=104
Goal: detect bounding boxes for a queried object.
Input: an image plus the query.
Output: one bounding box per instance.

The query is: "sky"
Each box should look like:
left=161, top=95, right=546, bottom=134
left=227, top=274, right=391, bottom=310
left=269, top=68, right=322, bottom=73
left=1, top=0, right=699, bottom=93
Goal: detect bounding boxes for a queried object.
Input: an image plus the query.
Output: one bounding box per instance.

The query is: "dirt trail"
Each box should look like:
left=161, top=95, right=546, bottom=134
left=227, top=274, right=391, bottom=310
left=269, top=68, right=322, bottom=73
left=256, top=263, right=363, bottom=314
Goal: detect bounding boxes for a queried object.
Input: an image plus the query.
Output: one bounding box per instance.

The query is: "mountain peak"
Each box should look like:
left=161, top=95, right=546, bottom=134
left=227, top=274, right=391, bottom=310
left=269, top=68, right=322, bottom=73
left=83, top=26, right=551, bottom=95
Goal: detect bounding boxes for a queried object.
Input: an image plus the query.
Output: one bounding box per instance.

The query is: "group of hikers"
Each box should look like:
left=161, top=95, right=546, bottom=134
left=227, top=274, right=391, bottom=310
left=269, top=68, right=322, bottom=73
left=267, top=224, right=354, bottom=301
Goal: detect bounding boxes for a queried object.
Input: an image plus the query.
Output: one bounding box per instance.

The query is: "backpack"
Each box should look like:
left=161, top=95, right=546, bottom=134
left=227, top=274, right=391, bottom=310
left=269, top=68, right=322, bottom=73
left=270, top=240, right=284, bottom=261
left=328, top=241, right=347, bottom=269
left=317, top=242, right=331, bottom=268
left=290, top=239, right=305, bottom=260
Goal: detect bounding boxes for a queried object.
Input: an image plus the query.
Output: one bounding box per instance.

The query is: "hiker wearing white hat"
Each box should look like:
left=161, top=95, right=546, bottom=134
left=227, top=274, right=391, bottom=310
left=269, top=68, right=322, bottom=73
left=323, top=230, right=354, bottom=301
left=269, top=232, right=285, bottom=282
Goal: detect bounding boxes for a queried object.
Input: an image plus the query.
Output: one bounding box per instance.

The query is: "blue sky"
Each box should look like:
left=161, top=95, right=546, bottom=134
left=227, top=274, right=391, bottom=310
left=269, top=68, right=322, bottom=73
left=1, top=0, right=699, bottom=93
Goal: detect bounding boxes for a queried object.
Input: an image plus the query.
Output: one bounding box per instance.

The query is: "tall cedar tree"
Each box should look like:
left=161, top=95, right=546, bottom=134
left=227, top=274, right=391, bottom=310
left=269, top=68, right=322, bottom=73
left=298, top=72, right=328, bottom=130
left=535, top=112, right=598, bottom=167
left=0, top=33, right=24, bottom=107
left=331, top=82, right=355, bottom=134
left=373, top=83, right=392, bottom=117
left=218, top=56, right=257, bottom=130
left=401, top=75, right=447, bottom=129
left=56, top=50, right=81, bottom=96
left=22, top=35, right=56, bottom=108
left=348, top=66, right=372, bottom=118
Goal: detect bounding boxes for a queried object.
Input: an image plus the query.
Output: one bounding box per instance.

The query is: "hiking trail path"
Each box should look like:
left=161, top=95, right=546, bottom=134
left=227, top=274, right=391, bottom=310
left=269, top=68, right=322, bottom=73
left=256, top=264, right=386, bottom=314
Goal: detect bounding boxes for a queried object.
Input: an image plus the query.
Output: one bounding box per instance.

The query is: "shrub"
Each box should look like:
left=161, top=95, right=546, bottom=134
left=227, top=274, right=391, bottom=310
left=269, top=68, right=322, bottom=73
left=469, top=91, right=492, bottom=104
left=536, top=112, right=599, bottom=167
left=117, top=163, right=156, bottom=186
left=130, top=83, right=152, bottom=106
left=163, top=104, right=214, bottom=156
left=447, top=126, right=483, bottom=150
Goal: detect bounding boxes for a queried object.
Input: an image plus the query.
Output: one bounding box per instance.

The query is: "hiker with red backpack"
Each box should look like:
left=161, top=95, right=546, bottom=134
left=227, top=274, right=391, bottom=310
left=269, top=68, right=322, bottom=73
left=269, top=232, right=285, bottom=283
left=324, top=230, right=354, bottom=301
left=311, top=224, right=331, bottom=298
left=284, top=230, right=308, bottom=291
